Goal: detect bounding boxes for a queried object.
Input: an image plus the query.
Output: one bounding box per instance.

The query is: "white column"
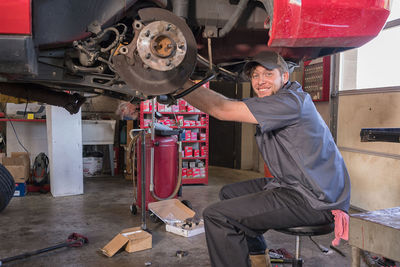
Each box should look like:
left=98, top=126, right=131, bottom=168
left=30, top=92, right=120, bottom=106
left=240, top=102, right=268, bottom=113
left=46, top=105, right=83, bottom=197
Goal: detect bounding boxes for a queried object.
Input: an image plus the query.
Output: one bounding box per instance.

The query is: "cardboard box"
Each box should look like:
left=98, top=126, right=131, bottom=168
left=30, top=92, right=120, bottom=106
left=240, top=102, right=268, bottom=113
left=2, top=152, right=30, bottom=183
left=148, top=199, right=204, bottom=237
left=165, top=220, right=205, bottom=237
left=14, top=182, right=27, bottom=197
left=101, top=227, right=152, bottom=257
left=148, top=199, right=195, bottom=224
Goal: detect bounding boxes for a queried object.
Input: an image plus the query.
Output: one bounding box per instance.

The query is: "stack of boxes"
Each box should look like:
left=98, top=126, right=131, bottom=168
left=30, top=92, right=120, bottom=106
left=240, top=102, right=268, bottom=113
left=183, top=144, right=207, bottom=158
left=141, top=99, right=204, bottom=128
left=141, top=98, right=208, bottom=183
left=182, top=161, right=206, bottom=179
left=0, top=152, right=30, bottom=197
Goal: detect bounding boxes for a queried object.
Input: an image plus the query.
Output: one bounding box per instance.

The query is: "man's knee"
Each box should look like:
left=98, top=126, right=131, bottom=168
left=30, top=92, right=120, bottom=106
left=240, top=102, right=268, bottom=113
left=203, top=203, right=219, bottom=221
left=219, top=184, right=232, bottom=200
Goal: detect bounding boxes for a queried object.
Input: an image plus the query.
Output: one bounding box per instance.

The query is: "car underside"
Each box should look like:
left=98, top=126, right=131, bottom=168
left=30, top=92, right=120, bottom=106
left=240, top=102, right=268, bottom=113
left=0, top=0, right=390, bottom=113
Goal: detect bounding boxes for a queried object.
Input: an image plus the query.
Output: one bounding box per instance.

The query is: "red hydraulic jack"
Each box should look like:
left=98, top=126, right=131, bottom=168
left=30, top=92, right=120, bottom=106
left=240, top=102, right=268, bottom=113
left=0, top=233, right=88, bottom=265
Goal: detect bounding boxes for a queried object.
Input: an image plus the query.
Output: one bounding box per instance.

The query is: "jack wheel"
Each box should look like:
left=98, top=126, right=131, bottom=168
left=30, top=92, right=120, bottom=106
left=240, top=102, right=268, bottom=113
left=130, top=203, right=137, bottom=215
left=181, top=199, right=192, bottom=210
left=149, top=211, right=161, bottom=223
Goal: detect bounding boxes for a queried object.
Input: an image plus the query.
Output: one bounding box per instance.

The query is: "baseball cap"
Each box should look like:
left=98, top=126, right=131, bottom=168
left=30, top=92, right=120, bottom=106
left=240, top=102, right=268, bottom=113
left=243, top=51, right=289, bottom=79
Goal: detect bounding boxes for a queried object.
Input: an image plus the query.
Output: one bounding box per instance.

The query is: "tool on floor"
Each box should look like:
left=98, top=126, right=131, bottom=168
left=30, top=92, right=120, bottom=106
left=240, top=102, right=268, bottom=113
left=329, top=245, right=346, bottom=257
left=309, top=236, right=329, bottom=253
left=0, top=233, right=88, bottom=265
left=176, top=250, right=189, bottom=258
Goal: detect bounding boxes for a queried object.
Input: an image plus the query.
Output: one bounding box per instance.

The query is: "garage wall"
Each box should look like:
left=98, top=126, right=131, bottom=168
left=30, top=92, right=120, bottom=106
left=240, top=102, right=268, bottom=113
left=337, top=90, right=400, bottom=210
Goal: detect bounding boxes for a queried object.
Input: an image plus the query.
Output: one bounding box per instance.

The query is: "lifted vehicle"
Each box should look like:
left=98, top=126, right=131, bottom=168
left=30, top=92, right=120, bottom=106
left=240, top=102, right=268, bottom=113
left=0, top=0, right=391, bottom=113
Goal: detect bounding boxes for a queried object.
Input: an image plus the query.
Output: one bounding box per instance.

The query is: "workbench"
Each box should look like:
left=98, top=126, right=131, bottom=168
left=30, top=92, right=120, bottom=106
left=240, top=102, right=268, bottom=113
left=349, top=207, right=400, bottom=266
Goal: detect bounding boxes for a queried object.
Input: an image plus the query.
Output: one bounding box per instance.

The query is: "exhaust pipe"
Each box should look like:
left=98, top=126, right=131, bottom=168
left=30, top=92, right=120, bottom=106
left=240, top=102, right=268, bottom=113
left=0, top=83, right=86, bottom=115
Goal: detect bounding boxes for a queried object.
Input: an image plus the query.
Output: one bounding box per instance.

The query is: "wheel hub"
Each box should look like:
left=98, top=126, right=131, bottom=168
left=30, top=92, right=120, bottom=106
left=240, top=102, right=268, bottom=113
left=112, top=8, right=197, bottom=96
left=137, top=20, right=187, bottom=71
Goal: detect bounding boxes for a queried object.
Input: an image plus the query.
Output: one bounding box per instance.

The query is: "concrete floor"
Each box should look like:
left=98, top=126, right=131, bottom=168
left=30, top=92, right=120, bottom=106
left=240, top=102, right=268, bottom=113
left=0, top=166, right=367, bottom=266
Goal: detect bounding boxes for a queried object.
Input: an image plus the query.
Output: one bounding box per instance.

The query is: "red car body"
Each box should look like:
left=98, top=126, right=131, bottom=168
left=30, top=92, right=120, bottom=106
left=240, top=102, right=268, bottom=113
left=0, top=0, right=31, bottom=34
left=0, top=0, right=391, bottom=106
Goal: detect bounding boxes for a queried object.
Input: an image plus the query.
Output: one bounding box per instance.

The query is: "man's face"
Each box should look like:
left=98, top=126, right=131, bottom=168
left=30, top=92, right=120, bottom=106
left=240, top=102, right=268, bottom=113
left=250, top=65, right=288, bottom=98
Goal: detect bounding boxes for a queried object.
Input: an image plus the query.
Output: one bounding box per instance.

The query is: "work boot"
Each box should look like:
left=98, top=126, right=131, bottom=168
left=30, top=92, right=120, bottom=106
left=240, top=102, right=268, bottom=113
left=249, top=249, right=272, bottom=267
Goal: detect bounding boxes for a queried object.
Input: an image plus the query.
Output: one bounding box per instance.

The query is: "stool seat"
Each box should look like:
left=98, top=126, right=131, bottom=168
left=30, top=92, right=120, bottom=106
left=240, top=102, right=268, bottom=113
left=276, top=222, right=334, bottom=236
left=272, top=222, right=335, bottom=266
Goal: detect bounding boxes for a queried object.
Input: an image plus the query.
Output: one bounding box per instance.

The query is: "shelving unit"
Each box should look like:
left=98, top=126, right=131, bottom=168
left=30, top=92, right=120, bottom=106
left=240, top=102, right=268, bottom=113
left=139, top=99, right=209, bottom=185
left=303, top=56, right=331, bottom=102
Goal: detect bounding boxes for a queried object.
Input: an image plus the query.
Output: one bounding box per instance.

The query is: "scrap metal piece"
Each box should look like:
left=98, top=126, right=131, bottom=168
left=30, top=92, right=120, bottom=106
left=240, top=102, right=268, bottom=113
left=309, top=236, right=329, bottom=253
left=330, top=245, right=346, bottom=257
left=176, top=250, right=189, bottom=258
left=360, top=128, right=400, bottom=143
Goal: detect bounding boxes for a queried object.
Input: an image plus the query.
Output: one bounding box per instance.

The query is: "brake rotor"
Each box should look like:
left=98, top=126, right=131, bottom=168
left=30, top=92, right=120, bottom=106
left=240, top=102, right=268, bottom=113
left=113, top=8, right=197, bottom=96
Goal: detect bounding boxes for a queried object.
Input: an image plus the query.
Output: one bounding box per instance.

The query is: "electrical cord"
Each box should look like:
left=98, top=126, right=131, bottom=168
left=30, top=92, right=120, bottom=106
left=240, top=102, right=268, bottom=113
left=5, top=115, right=30, bottom=154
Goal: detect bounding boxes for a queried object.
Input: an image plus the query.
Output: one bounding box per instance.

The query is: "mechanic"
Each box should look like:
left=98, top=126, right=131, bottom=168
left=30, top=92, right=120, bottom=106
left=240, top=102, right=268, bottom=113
left=182, top=51, right=351, bottom=267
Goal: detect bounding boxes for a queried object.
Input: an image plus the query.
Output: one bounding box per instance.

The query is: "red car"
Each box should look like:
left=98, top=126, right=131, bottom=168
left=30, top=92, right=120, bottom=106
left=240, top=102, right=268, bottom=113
left=0, top=0, right=391, bottom=113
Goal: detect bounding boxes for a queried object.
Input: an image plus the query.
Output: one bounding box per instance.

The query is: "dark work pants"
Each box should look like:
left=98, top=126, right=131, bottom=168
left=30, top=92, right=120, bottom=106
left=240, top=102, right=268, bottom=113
left=202, top=178, right=333, bottom=267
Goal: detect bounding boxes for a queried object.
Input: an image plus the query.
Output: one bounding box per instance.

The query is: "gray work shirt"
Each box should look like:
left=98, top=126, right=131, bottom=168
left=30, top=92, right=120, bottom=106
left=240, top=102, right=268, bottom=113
left=243, top=81, right=350, bottom=211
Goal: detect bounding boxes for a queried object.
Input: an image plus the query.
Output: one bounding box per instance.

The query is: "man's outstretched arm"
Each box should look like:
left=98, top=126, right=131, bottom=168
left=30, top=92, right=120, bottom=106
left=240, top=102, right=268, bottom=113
left=182, top=81, right=257, bottom=124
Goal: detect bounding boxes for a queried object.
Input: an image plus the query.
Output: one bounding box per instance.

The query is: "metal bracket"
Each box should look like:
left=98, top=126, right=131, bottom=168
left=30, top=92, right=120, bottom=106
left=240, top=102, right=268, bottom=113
left=360, top=128, right=400, bottom=143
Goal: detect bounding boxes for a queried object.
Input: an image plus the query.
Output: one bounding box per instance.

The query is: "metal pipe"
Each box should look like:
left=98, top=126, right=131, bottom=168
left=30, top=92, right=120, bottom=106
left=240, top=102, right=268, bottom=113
left=295, top=236, right=300, bottom=259
left=171, top=0, right=189, bottom=20
left=149, top=98, right=156, bottom=194
left=174, top=72, right=216, bottom=99
left=207, top=38, right=213, bottom=70
left=0, top=82, right=86, bottom=115
left=141, top=130, right=147, bottom=230
left=219, top=0, right=250, bottom=37
left=197, top=54, right=238, bottom=79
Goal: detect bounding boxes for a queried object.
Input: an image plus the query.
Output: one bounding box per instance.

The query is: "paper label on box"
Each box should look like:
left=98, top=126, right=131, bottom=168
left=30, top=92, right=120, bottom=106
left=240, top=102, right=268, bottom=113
left=193, top=168, right=201, bottom=178
left=172, top=105, right=179, bottom=112
left=184, top=146, right=193, bottom=157
left=187, top=105, right=194, bottom=112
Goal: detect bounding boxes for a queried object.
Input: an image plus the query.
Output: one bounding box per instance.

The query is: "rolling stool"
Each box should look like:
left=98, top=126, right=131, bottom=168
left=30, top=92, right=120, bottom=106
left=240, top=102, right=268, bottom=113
left=273, top=223, right=334, bottom=267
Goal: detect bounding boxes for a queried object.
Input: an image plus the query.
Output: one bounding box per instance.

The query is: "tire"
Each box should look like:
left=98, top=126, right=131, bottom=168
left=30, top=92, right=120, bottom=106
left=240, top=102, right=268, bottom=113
left=149, top=211, right=161, bottom=223
left=0, top=163, right=15, bottom=213
left=130, top=203, right=137, bottom=215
